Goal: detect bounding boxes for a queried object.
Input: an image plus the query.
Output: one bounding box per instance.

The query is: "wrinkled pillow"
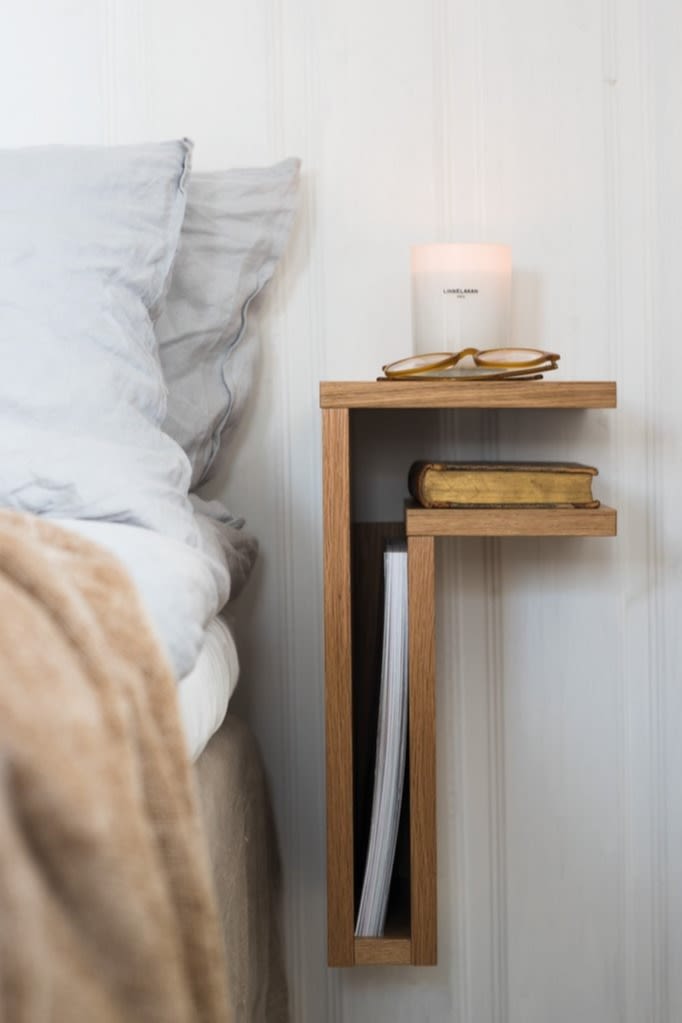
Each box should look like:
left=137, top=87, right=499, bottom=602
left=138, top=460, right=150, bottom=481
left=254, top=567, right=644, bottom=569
left=155, top=158, right=301, bottom=487
left=0, top=139, right=201, bottom=546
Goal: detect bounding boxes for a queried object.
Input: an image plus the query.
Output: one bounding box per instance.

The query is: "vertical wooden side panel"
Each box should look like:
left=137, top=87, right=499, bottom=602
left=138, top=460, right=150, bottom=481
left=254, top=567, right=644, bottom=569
left=408, top=534, right=437, bottom=965
left=322, top=407, right=355, bottom=965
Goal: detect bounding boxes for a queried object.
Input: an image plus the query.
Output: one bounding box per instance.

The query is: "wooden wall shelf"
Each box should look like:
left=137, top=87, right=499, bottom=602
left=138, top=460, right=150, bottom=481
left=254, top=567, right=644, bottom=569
left=354, top=936, right=412, bottom=966
left=406, top=504, right=617, bottom=538
left=320, top=379, right=616, bottom=410
left=320, top=380, right=617, bottom=968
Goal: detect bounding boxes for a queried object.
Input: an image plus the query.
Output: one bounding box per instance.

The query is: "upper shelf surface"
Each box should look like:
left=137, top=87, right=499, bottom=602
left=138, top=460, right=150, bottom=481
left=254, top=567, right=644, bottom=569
left=320, top=380, right=617, bottom=410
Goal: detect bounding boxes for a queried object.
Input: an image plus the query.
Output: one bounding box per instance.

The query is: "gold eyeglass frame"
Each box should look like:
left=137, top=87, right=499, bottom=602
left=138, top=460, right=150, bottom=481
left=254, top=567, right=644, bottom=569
left=382, top=347, right=560, bottom=380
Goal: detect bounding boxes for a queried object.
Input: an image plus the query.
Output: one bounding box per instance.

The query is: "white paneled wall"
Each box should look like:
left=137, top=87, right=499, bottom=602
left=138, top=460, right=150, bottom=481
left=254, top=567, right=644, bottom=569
left=2, top=2, right=681, bottom=1020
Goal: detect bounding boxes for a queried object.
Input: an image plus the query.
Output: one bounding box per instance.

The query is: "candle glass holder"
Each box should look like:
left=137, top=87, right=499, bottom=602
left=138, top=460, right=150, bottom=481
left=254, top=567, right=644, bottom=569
left=411, top=243, right=512, bottom=355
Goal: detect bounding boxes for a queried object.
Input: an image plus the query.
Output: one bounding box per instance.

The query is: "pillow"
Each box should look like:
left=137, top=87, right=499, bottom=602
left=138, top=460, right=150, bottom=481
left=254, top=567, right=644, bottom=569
left=155, top=158, right=301, bottom=487
left=0, top=139, right=200, bottom=546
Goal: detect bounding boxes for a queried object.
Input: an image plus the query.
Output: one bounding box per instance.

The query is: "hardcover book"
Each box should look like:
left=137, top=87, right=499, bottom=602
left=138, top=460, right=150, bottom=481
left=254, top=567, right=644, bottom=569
left=408, top=461, right=600, bottom=509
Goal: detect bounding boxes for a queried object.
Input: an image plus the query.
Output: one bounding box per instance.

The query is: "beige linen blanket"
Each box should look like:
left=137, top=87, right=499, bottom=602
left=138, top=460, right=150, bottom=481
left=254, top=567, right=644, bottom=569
left=0, top=510, right=230, bottom=1022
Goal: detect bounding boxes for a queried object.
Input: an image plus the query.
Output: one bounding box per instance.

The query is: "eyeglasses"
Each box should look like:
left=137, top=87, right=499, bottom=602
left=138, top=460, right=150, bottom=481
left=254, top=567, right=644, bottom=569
left=382, top=347, right=560, bottom=381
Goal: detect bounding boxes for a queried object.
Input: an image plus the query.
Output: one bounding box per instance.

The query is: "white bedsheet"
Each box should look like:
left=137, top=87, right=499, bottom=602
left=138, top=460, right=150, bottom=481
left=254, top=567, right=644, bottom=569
left=178, top=616, right=239, bottom=761
left=55, top=512, right=253, bottom=681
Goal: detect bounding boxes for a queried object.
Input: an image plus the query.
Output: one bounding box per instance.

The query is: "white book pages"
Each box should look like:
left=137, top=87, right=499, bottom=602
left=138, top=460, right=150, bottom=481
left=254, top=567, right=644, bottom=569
left=355, top=540, right=408, bottom=937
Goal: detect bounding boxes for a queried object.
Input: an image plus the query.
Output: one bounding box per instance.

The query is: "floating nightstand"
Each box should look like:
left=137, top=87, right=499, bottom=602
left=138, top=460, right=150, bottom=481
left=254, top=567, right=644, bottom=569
left=320, top=380, right=617, bottom=967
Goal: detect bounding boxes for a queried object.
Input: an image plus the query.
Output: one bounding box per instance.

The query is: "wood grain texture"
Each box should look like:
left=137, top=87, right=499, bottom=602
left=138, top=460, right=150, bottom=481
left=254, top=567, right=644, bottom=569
left=407, top=535, right=437, bottom=965
left=322, top=408, right=354, bottom=966
left=406, top=505, right=617, bottom=537
left=354, top=938, right=412, bottom=966
left=320, top=380, right=617, bottom=410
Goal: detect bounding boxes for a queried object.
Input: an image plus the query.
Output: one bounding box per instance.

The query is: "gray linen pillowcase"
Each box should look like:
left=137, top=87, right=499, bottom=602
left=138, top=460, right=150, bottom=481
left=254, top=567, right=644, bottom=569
left=156, top=158, right=301, bottom=489
left=0, top=139, right=201, bottom=545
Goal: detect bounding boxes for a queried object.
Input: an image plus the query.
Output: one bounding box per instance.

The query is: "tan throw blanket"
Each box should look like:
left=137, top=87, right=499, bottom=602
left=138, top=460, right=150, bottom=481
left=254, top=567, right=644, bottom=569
left=0, top=511, right=230, bottom=1022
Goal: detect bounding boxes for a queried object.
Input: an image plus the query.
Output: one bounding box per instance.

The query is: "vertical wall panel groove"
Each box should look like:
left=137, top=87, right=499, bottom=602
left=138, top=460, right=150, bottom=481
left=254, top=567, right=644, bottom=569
left=483, top=429, right=509, bottom=1023
left=100, top=0, right=115, bottom=143
left=477, top=1, right=507, bottom=1012
left=135, top=0, right=151, bottom=140
left=265, top=1, right=304, bottom=1008
left=266, top=3, right=330, bottom=1019
left=472, top=0, right=487, bottom=235
left=432, top=0, right=454, bottom=236
left=432, top=0, right=472, bottom=1016
left=451, top=541, right=471, bottom=1023
left=636, top=1, right=668, bottom=1017
left=600, top=3, right=630, bottom=1021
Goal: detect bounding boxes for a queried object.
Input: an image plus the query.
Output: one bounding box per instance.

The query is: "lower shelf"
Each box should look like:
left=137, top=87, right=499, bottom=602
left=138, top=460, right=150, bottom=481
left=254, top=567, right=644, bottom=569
left=406, top=504, right=617, bottom=537
left=354, top=935, right=412, bottom=966
left=354, top=872, right=413, bottom=965
left=327, top=507, right=618, bottom=968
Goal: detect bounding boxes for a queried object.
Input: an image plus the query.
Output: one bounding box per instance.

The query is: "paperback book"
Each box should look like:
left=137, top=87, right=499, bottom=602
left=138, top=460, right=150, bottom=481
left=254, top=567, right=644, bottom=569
left=355, top=540, right=408, bottom=938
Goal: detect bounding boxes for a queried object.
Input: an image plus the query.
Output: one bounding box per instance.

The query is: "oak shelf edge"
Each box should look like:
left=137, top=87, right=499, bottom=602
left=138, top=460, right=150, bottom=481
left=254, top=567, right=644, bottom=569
left=353, top=937, right=412, bottom=966
left=405, top=505, right=617, bottom=537
left=320, top=380, right=617, bottom=410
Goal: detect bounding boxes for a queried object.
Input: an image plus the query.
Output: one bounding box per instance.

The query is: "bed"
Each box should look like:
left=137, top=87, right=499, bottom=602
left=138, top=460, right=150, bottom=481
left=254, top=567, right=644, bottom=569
left=0, top=139, right=299, bottom=1021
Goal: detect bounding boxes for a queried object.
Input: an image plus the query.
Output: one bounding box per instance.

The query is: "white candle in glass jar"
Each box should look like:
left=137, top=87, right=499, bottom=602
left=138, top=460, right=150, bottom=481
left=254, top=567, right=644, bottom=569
left=411, top=243, right=512, bottom=354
